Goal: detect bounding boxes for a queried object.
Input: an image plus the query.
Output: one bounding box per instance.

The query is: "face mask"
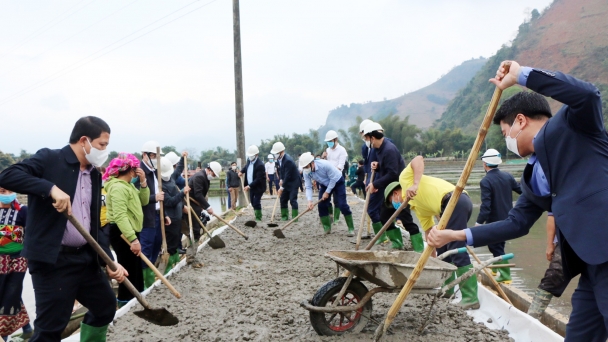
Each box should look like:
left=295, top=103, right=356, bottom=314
left=327, top=141, right=335, bottom=148
left=365, top=140, right=371, bottom=148
left=505, top=122, right=523, bottom=157
left=231, top=165, right=237, bottom=170
left=161, top=176, right=170, bottom=182
left=83, top=139, right=109, bottom=167
left=131, top=177, right=139, bottom=184
left=207, top=172, right=216, bottom=179
left=249, top=156, right=256, bottom=161
left=0, top=193, right=16, bottom=204
left=392, top=201, right=401, bottom=210
left=269, top=159, right=274, bottom=163
left=273, top=153, right=281, bottom=160
left=303, top=168, right=311, bottom=175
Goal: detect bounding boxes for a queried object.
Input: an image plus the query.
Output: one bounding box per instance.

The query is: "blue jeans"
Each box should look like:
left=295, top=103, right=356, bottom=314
left=140, top=212, right=161, bottom=268
left=318, top=178, right=351, bottom=217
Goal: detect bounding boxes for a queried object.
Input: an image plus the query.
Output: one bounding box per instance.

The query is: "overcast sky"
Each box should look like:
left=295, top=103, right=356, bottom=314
left=0, top=0, right=553, bottom=156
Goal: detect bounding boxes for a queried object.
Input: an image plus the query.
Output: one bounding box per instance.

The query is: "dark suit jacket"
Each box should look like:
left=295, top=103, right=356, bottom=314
left=241, top=158, right=266, bottom=194
left=470, top=68, right=606, bottom=280
left=476, top=168, right=522, bottom=224
left=0, top=145, right=111, bottom=265
left=135, top=161, right=158, bottom=228
left=189, top=171, right=210, bottom=210
left=278, top=153, right=299, bottom=191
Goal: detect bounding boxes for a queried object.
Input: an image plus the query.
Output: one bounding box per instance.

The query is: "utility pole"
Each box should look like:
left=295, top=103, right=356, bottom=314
left=233, top=0, right=247, bottom=208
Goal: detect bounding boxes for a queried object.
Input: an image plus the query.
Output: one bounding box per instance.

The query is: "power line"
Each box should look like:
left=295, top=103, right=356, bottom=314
left=0, top=0, right=139, bottom=79
left=0, top=0, right=96, bottom=60
left=0, top=0, right=221, bottom=107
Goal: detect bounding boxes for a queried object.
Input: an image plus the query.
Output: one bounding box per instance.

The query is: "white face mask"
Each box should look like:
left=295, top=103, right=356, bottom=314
left=231, top=165, right=237, bottom=170
left=83, top=139, right=109, bottom=167
left=505, top=122, right=523, bottom=157
left=303, top=168, right=311, bottom=175
left=207, top=172, right=216, bottom=180
left=249, top=155, right=256, bottom=161
left=365, top=140, right=371, bottom=148
left=161, top=175, right=170, bottom=182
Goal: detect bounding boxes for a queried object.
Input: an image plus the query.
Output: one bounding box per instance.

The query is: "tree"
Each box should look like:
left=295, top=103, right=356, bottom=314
left=0, top=151, right=15, bottom=172
left=162, top=146, right=178, bottom=154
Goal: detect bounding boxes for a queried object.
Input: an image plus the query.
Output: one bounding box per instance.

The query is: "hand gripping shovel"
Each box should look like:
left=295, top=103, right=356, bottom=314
left=373, top=62, right=512, bottom=342
left=156, top=147, right=169, bottom=273
left=62, top=212, right=178, bottom=326
left=189, top=207, right=225, bottom=249
left=120, top=235, right=182, bottom=299
left=273, top=200, right=321, bottom=238
left=240, top=176, right=257, bottom=227
left=183, top=155, right=198, bottom=258
left=267, top=195, right=280, bottom=228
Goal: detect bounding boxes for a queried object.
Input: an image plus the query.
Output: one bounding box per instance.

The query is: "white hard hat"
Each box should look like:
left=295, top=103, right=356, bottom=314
left=299, top=152, right=315, bottom=168
left=267, top=154, right=274, bottom=159
left=359, top=119, right=373, bottom=133
left=164, top=151, right=180, bottom=165
left=481, top=149, right=503, bottom=165
left=324, top=130, right=339, bottom=142
left=141, top=140, right=164, bottom=154
left=246, top=145, right=259, bottom=157
left=270, top=141, right=285, bottom=154
left=160, top=157, right=174, bottom=178
left=208, top=161, right=222, bottom=177
left=363, top=122, right=383, bottom=135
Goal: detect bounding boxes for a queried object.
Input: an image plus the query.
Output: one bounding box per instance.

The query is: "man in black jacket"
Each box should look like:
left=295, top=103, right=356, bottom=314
left=239, top=145, right=267, bottom=221
left=476, top=149, right=522, bottom=284
left=0, top=116, right=127, bottom=342
left=226, top=162, right=241, bottom=210
left=189, top=162, right=220, bottom=240
left=270, top=142, right=299, bottom=221
left=350, top=160, right=366, bottom=198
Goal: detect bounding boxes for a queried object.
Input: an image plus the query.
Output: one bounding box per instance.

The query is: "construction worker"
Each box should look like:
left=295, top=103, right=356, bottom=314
left=399, top=155, right=478, bottom=309
left=265, top=154, right=279, bottom=195
left=476, top=149, right=522, bottom=284
left=383, top=182, right=425, bottom=252
left=239, top=145, right=266, bottom=221
left=189, top=161, right=221, bottom=239
left=358, top=119, right=374, bottom=184
left=363, top=122, right=412, bottom=249
left=300, top=152, right=355, bottom=235
left=270, top=142, right=299, bottom=221
left=324, top=130, right=348, bottom=224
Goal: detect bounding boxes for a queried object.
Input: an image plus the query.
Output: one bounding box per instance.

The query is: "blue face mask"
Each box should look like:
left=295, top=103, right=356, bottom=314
left=131, top=177, right=138, bottom=184
left=392, top=201, right=401, bottom=210
left=327, top=141, right=335, bottom=148
left=0, top=193, right=17, bottom=204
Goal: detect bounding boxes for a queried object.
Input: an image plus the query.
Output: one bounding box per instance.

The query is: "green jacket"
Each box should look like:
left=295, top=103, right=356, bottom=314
left=104, top=177, right=150, bottom=242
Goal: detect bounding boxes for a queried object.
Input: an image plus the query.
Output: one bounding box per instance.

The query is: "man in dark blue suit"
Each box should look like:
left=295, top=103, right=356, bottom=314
left=476, top=148, right=521, bottom=283
left=240, top=145, right=267, bottom=221
left=428, top=60, right=608, bottom=341
left=270, top=142, right=300, bottom=221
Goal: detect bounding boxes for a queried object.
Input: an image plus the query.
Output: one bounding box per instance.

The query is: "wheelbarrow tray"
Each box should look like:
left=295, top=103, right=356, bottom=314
left=326, top=250, right=457, bottom=289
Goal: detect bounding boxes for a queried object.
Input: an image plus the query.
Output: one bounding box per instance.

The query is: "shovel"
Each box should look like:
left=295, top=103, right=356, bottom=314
left=240, top=175, right=257, bottom=227
left=63, top=212, right=178, bottom=326
left=355, top=170, right=375, bottom=248
left=189, top=207, right=226, bottom=249
left=267, top=195, right=280, bottom=227
left=212, top=213, right=249, bottom=240
left=183, top=155, right=197, bottom=259
left=120, top=235, right=181, bottom=299
left=273, top=200, right=321, bottom=238
left=156, top=147, right=169, bottom=273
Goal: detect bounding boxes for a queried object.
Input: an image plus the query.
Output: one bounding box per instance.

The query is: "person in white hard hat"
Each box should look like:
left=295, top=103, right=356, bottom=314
left=300, top=152, right=356, bottom=235
left=136, top=140, right=168, bottom=288
left=160, top=157, right=190, bottom=273
left=359, top=119, right=374, bottom=182
left=239, top=145, right=267, bottom=221
left=189, top=161, right=222, bottom=240
left=324, top=130, right=348, bottom=224
left=476, top=148, right=522, bottom=284
left=270, top=142, right=300, bottom=221
left=265, top=154, right=279, bottom=195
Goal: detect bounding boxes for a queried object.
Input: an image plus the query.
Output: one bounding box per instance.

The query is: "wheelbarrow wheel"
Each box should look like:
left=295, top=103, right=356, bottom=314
left=309, top=277, right=372, bottom=336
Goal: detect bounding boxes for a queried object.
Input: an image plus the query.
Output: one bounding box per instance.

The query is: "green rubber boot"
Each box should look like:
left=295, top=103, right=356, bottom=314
left=291, top=209, right=299, bottom=222
left=254, top=209, right=263, bottom=222
left=80, top=323, right=108, bottom=342
left=344, top=214, right=355, bottom=237
left=409, top=233, right=424, bottom=253
left=328, top=205, right=334, bottom=223
left=527, top=288, right=553, bottom=319
left=386, top=228, right=404, bottom=250
left=456, top=264, right=480, bottom=310
left=143, top=267, right=156, bottom=289
left=320, top=216, right=332, bottom=234
left=372, top=222, right=388, bottom=244
left=441, top=270, right=456, bottom=298
left=281, top=208, right=289, bottom=221
left=165, top=253, right=180, bottom=274
left=494, top=260, right=512, bottom=284
left=333, top=207, right=341, bottom=224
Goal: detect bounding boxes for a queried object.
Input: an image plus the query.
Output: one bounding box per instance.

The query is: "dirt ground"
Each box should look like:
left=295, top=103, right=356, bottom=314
left=107, top=193, right=511, bottom=342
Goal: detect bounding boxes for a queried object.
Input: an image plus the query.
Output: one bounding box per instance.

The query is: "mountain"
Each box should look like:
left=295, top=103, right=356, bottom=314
left=317, top=57, right=486, bottom=139
left=436, top=0, right=608, bottom=132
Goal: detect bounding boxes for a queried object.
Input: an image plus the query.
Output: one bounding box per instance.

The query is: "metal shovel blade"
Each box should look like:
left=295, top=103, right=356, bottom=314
left=208, top=235, right=226, bottom=249
left=267, top=223, right=278, bottom=228
left=244, top=221, right=257, bottom=228
left=273, top=229, right=285, bottom=239
left=134, top=308, right=179, bottom=326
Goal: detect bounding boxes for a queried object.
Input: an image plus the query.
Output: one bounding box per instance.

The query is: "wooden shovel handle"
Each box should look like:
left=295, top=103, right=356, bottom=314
left=467, top=246, right=512, bottom=305
left=184, top=156, right=195, bottom=243
left=121, top=235, right=181, bottom=299
left=213, top=213, right=249, bottom=239
left=356, top=170, right=375, bottom=250
left=270, top=195, right=280, bottom=223
left=280, top=200, right=322, bottom=232
left=189, top=206, right=213, bottom=237
left=156, top=147, right=168, bottom=255
left=240, top=176, right=251, bottom=206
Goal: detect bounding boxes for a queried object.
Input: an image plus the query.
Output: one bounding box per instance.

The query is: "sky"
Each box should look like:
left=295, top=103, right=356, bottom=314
left=0, top=0, right=554, bottom=156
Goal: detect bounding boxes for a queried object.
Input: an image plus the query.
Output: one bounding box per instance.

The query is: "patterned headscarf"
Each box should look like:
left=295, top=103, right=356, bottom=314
left=102, top=153, right=140, bottom=180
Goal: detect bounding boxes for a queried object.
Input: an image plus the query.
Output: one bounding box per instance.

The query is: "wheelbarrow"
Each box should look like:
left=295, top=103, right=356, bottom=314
left=300, top=248, right=513, bottom=336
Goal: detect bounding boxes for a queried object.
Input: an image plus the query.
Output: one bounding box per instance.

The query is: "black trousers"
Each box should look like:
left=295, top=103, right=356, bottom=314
left=381, top=203, right=420, bottom=235
left=351, top=180, right=365, bottom=197
left=250, top=190, right=263, bottom=210
left=488, top=241, right=506, bottom=257
left=28, top=247, right=116, bottom=342
left=437, top=193, right=473, bottom=267
left=109, top=224, right=144, bottom=301
left=165, top=219, right=182, bottom=255
left=280, top=187, right=299, bottom=210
